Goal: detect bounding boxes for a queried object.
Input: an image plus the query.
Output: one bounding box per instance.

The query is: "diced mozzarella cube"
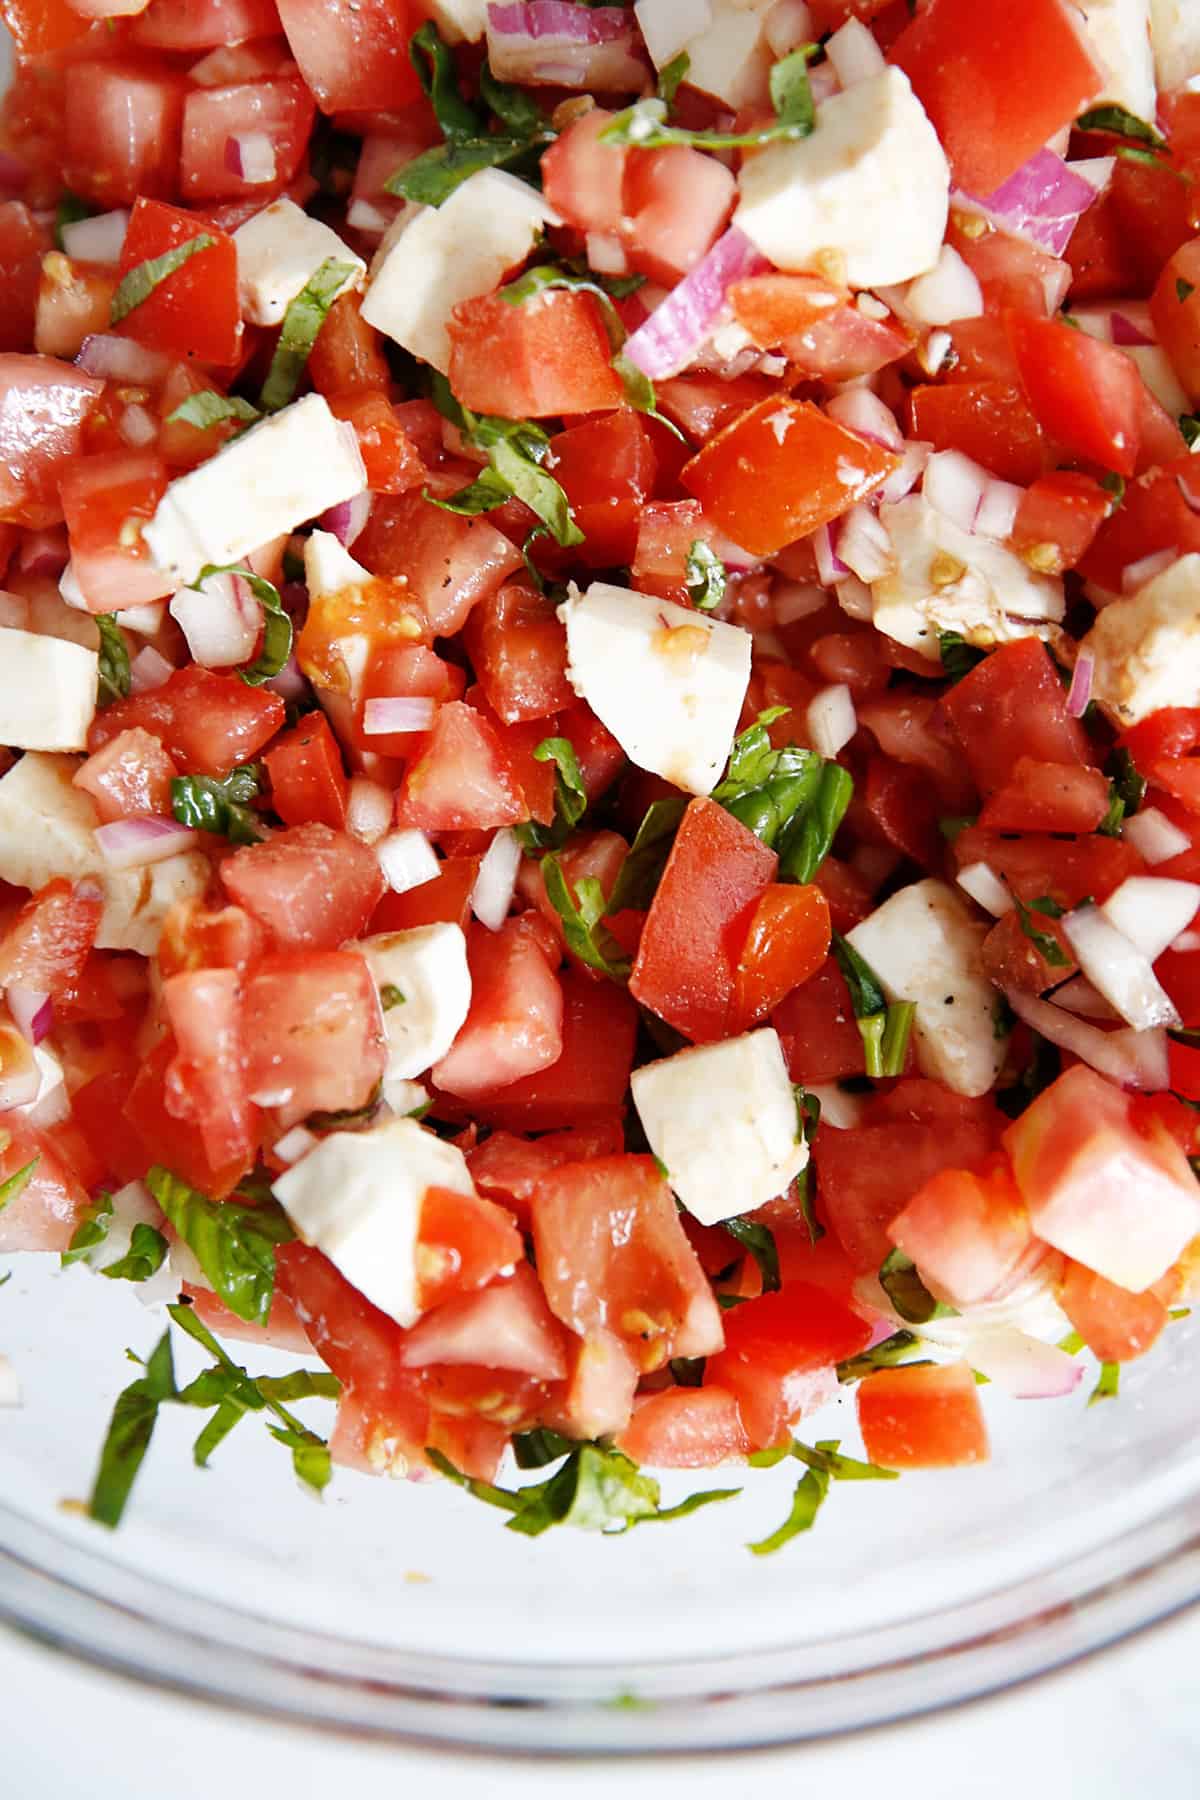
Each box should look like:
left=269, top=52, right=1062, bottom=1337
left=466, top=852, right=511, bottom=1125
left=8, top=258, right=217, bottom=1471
left=871, top=494, right=1064, bottom=663
left=84, top=1179, right=179, bottom=1304
left=0, top=627, right=97, bottom=751
left=631, top=1028, right=807, bottom=1226
left=272, top=1117, right=475, bottom=1328
left=1079, top=0, right=1156, bottom=120
left=1082, top=552, right=1200, bottom=727
left=361, top=169, right=558, bottom=374
left=233, top=198, right=366, bottom=326
left=143, top=394, right=366, bottom=586
left=0, top=752, right=207, bottom=955
left=847, top=879, right=1007, bottom=1098
left=735, top=68, right=949, bottom=287
left=425, top=0, right=490, bottom=41
left=1101, top=876, right=1200, bottom=962
left=682, top=0, right=771, bottom=110
left=303, top=529, right=370, bottom=599
left=356, top=923, right=473, bottom=1082
left=1149, top=0, right=1200, bottom=92
left=559, top=581, right=751, bottom=795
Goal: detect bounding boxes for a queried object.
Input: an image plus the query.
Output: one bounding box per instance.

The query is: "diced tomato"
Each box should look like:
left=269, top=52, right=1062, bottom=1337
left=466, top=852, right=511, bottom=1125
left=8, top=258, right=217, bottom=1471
left=132, top=0, right=281, bottom=50
left=730, top=273, right=910, bottom=379
left=275, top=0, right=422, bottom=112
left=934, top=638, right=1088, bottom=796
left=705, top=1282, right=871, bottom=1449
left=1081, top=458, right=1200, bottom=593
left=0, top=201, right=47, bottom=354
left=856, top=691, right=975, bottom=812
left=411, top=1185, right=525, bottom=1316
left=621, top=144, right=735, bottom=286
left=560, top=701, right=626, bottom=804
left=0, top=1119, right=91, bottom=1253
left=631, top=797, right=778, bottom=1044
left=888, top=1156, right=1037, bottom=1307
left=394, top=701, right=526, bottom=833
left=125, top=1035, right=251, bottom=1196
left=36, top=251, right=118, bottom=369
left=467, top=1124, right=621, bottom=1230
left=62, top=61, right=186, bottom=208
left=447, top=290, right=625, bottom=419
left=655, top=371, right=778, bottom=442
left=953, top=824, right=1141, bottom=911
left=730, top=883, right=831, bottom=1032
left=681, top=398, right=900, bottom=559
left=158, top=897, right=265, bottom=977
left=221, top=824, right=384, bottom=951
left=1006, top=310, right=1141, bottom=477
left=0, top=0, right=91, bottom=54
left=1058, top=1260, right=1170, bottom=1363
left=1107, top=153, right=1196, bottom=299
left=162, top=966, right=258, bottom=1171
left=88, top=666, right=286, bottom=778
left=326, top=391, right=425, bottom=495
left=241, top=948, right=385, bottom=1126
left=617, top=1386, right=750, bottom=1468
left=183, top=1282, right=313, bottom=1358
left=907, top=382, right=1045, bottom=486
left=546, top=412, right=659, bottom=568
left=60, top=446, right=167, bottom=557
left=371, top=854, right=480, bottom=934
left=815, top=1082, right=1002, bottom=1272
left=433, top=916, right=563, bottom=1100
left=1009, top=471, right=1111, bottom=574
left=401, top=1260, right=567, bottom=1382
left=180, top=75, right=316, bottom=203
left=1150, top=238, right=1200, bottom=402
left=977, top=757, right=1111, bottom=834
left=462, top=580, right=573, bottom=725
left=263, top=713, right=349, bottom=831
left=541, top=108, right=626, bottom=235
left=354, top=492, right=523, bottom=638
left=532, top=1154, right=724, bottom=1369
left=980, top=907, right=1075, bottom=996
left=0, top=354, right=103, bottom=529
left=306, top=291, right=392, bottom=397
left=859, top=754, right=941, bottom=869
left=857, top=1362, right=990, bottom=1468
left=113, top=200, right=242, bottom=368
left=772, top=955, right=863, bottom=1084
left=889, top=0, right=1102, bottom=195
left=0, top=879, right=102, bottom=996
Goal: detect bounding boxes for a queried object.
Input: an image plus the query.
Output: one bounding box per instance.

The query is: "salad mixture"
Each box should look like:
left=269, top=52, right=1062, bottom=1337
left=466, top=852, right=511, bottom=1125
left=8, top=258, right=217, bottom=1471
left=1, top=0, right=1200, bottom=1549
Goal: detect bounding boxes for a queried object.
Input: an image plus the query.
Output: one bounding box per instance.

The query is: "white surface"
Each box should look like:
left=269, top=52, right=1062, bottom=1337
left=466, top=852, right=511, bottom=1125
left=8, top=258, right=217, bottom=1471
left=2, top=1607, right=1198, bottom=1796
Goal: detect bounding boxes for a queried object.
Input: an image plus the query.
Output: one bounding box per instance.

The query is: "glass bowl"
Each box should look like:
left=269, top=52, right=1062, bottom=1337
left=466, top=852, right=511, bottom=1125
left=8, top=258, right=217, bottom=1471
left=2, top=1255, right=1198, bottom=1751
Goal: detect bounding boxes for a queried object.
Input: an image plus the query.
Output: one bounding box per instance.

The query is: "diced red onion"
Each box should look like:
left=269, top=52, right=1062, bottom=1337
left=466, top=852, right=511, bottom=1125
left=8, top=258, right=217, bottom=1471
left=363, top=695, right=437, bottom=736
left=1065, top=651, right=1093, bottom=718
left=1100, top=876, right=1200, bottom=965
left=265, top=653, right=308, bottom=702
left=905, top=246, right=983, bottom=327
left=974, top=477, right=1022, bottom=541
left=471, top=828, right=522, bottom=931
left=813, top=522, right=850, bottom=588
left=376, top=828, right=440, bottom=895
left=118, top=403, right=158, bottom=449
left=835, top=502, right=893, bottom=583
left=825, top=388, right=902, bottom=450
left=1049, top=976, right=1117, bottom=1020
left=129, top=645, right=175, bottom=694
left=1123, top=806, right=1191, bottom=867
left=967, top=1327, right=1083, bottom=1399
left=960, top=149, right=1100, bottom=259
left=1060, top=904, right=1180, bottom=1032
left=806, top=684, right=856, bottom=759
left=486, top=0, right=647, bottom=88
left=1111, top=309, right=1155, bottom=347
left=6, top=987, right=52, bottom=1047
left=0, top=150, right=28, bottom=197
left=773, top=579, right=827, bottom=625
left=923, top=449, right=988, bottom=533
left=60, top=209, right=129, bottom=266
left=77, top=333, right=169, bottom=386
left=224, top=132, right=278, bottom=186
left=623, top=228, right=770, bottom=381
left=0, top=1026, right=41, bottom=1111
left=1005, top=987, right=1169, bottom=1090
left=633, top=0, right=710, bottom=69
left=879, top=440, right=931, bottom=505
left=1122, top=546, right=1177, bottom=592
left=825, top=16, right=885, bottom=86
left=320, top=491, right=372, bottom=549
left=274, top=1125, right=317, bottom=1165
left=956, top=861, right=1013, bottom=918
left=170, top=572, right=260, bottom=669
left=1069, top=156, right=1115, bottom=194
left=1172, top=930, right=1200, bottom=953
left=17, top=527, right=69, bottom=579
left=95, top=817, right=199, bottom=869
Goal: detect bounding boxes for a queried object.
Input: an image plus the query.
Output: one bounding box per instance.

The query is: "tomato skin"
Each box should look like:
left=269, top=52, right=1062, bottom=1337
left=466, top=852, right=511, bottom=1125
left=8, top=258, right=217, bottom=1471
left=541, top=108, right=626, bottom=235
left=617, top=1387, right=750, bottom=1469
left=59, top=451, right=168, bottom=614
left=0, top=0, right=91, bottom=54
left=858, top=1362, right=990, bottom=1469
left=88, top=667, right=286, bottom=779
left=162, top=966, right=258, bottom=1171
left=447, top=290, right=625, bottom=419
left=1058, top=1260, right=1170, bottom=1363
left=222, top=824, right=384, bottom=951
left=184, top=1283, right=313, bottom=1357
left=395, top=701, right=526, bottom=834
left=263, top=713, right=349, bottom=832
left=976, top=757, right=1110, bottom=834
left=546, top=412, right=659, bottom=568
left=1081, top=458, right=1200, bottom=593
left=433, top=916, right=563, bottom=1101
left=159, top=897, right=266, bottom=977
left=730, top=274, right=910, bottom=379
left=0, top=878, right=102, bottom=996
left=1006, top=310, right=1142, bottom=477
left=462, top=580, right=574, bottom=726
left=125, top=1036, right=251, bottom=1197
left=731, top=883, right=831, bottom=1032
left=630, top=798, right=777, bottom=1045
left=355, top=492, right=523, bottom=638
left=0, top=354, right=103, bottom=529
left=242, top=948, right=385, bottom=1127
left=621, top=144, right=735, bottom=286
left=907, top=382, right=1045, bottom=486
left=772, top=955, right=863, bottom=1084
left=705, top=1283, right=872, bottom=1450
left=115, top=199, right=242, bottom=367
left=62, top=61, right=186, bottom=208
left=275, top=0, right=422, bottom=112
left=888, top=1157, right=1037, bottom=1308
left=371, top=853, right=480, bottom=934
left=180, top=75, right=316, bottom=203
left=859, top=754, right=941, bottom=870
left=681, top=398, right=900, bottom=559
left=934, top=638, right=1088, bottom=797
left=532, top=1154, right=725, bottom=1369
left=0, top=1119, right=91, bottom=1253
left=466, top=1123, right=624, bottom=1230
left=307, top=291, right=392, bottom=397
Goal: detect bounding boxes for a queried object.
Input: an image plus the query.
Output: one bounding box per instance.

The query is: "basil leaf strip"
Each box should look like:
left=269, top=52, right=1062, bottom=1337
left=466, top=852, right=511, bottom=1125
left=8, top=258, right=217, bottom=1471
left=260, top=257, right=359, bottom=412
left=428, top=1442, right=739, bottom=1535
left=110, top=235, right=216, bottom=326
left=836, top=1330, right=925, bottom=1384
left=62, top=1190, right=115, bottom=1269
left=685, top=539, right=726, bottom=611
left=720, top=1216, right=781, bottom=1292
left=605, top=795, right=687, bottom=915
left=147, top=1167, right=294, bottom=1326
left=938, top=629, right=986, bottom=683
left=426, top=372, right=583, bottom=547
left=499, top=263, right=676, bottom=427
left=95, top=615, right=131, bottom=706
left=542, top=854, right=631, bottom=982
left=0, top=1155, right=39, bottom=1215
left=102, top=1223, right=169, bottom=1285
left=409, top=18, right=482, bottom=138
left=602, top=44, right=818, bottom=150
left=1076, top=104, right=1167, bottom=150
left=878, top=1247, right=957, bottom=1325
left=657, top=50, right=690, bottom=108
left=166, top=391, right=262, bottom=431
left=88, top=1330, right=177, bottom=1529
left=171, top=764, right=264, bottom=846
left=186, top=562, right=292, bottom=687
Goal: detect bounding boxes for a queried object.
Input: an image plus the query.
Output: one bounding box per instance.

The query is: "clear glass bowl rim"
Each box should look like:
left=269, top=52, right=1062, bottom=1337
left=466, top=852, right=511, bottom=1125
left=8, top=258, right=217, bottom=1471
left=1, top=1484, right=1198, bottom=1754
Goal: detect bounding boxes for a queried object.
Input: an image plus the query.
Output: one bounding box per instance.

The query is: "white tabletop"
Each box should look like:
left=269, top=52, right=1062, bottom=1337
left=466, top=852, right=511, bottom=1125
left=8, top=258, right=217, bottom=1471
left=5, top=1604, right=1199, bottom=1796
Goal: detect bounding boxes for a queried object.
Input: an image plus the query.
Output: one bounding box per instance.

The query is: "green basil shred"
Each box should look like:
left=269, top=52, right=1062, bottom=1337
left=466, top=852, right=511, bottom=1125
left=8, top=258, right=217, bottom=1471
left=110, top=235, right=216, bottom=326
left=95, top=615, right=131, bottom=705
left=603, top=44, right=818, bottom=150
left=172, top=763, right=264, bottom=845
left=146, top=1166, right=294, bottom=1327
left=428, top=1442, right=739, bottom=1535
left=260, top=258, right=358, bottom=412
left=186, top=562, right=292, bottom=687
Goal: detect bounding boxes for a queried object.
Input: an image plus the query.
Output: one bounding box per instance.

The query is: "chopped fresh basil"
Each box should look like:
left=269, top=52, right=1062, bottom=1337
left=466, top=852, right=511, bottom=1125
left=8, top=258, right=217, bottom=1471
left=747, top=1463, right=829, bottom=1554
left=478, top=59, right=545, bottom=140
left=878, top=1247, right=956, bottom=1325
left=1089, top=1359, right=1120, bottom=1406
left=166, top=391, right=262, bottom=431
left=830, top=931, right=886, bottom=1017
left=777, top=763, right=853, bottom=885
left=669, top=1356, right=706, bottom=1388
left=750, top=1436, right=898, bottom=1482
left=306, top=1080, right=384, bottom=1133
left=720, top=1216, right=781, bottom=1293
left=602, top=43, right=818, bottom=150
left=54, top=189, right=93, bottom=250
left=1182, top=413, right=1200, bottom=450
left=62, top=1191, right=116, bottom=1269
left=1076, top=104, right=1166, bottom=149
left=516, top=734, right=589, bottom=851
left=147, top=1167, right=294, bottom=1327
left=428, top=1442, right=739, bottom=1535
left=388, top=22, right=549, bottom=205
left=102, top=1224, right=169, bottom=1285
left=499, top=263, right=673, bottom=426
left=260, top=257, right=358, bottom=412
left=939, top=814, right=976, bottom=842
left=379, top=984, right=406, bottom=1011
left=542, top=854, right=631, bottom=982
left=409, top=18, right=482, bottom=138
left=685, top=539, right=727, bottom=612
left=1058, top=1330, right=1086, bottom=1355
left=1098, top=470, right=1125, bottom=508
left=186, top=562, right=292, bottom=687
left=512, top=1427, right=577, bottom=1469
left=1012, top=892, right=1071, bottom=968
left=1115, top=144, right=1172, bottom=169
left=110, top=235, right=216, bottom=327
left=88, top=1328, right=177, bottom=1528
left=1105, top=745, right=1146, bottom=824
left=997, top=1029, right=1061, bottom=1119
left=606, top=795, right=688, bottom=914
left=657, top=50, right=690, bottom=109
left=938, top=629, right=986, bottom=683
left=836, top=1330, right=924, bottom=1384
left=387, top=137, right=539, bottom=205
left=427, top=372, right=584, bottom=548
left=1178, top=279, right=1195, bottom=304
left=879, top=1001, right=915, bottom=1079
left=95, top=615, right=131, bottom=706
left=714, top=709, right=824, bottom=850
left=0, top=1156, right=38, bottom=1216
left=172, top=763, right=264, bottom=845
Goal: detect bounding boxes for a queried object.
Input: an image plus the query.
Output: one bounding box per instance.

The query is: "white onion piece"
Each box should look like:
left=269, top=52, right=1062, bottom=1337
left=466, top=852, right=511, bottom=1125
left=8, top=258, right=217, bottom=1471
left=95, top=817, right=200, bottom=869
left=0, top=1024, right=44, bottom=1109
left=60, top=208, right=129, bottom=266
left=905, top=246, right=983, bottom=327
left=967, top=1327, right=1083, bottom=1399
left=1049, top=976, right=1117, bottom=1020
left=1123, top=806, right=1191, bottom=866
left=347, top=198, right=393, bottom=236
left=129, top=645, right=175, bottom=694
left=116, top=600, right=169, bottom=636
left=813, top=522, right=850, bottom=587
left=974, top=478, right=1022, bottom=541
left=773, top=579, right=827, bottom=625
left=170, top=572, right=260, bottom=669
left=923, top=449, right=988, bottom=532
left=1065, top=651, right=1093, bottom=719
left=633, top=0, right=710, bottom=68
left=824, top=16, right=885, bottom=86
left=346, top=775, right=394, bottom=846
left=76, top=333, right=169, bottom=385
left=486, top=0, right=647, bottom=89
left=956, top=862, right=1012, bottom=917
left=801, top=1081, right=865, bottom=1130
left=118, top=403, right=158, bottom=449
left=825, top=387, right=902, bottom=450
left=765, top=0, right=813, bottom=56
left=1123, top=547, right=1178, bottom=593
left=806, top=684, right=856, bottom=759
left=0, top=1357, right=20, bottom=1409
left=224, top=131, right=278, bottom=185
left=1100, top=877, right=1200, bottom=964
left=376, top=828, right=440, bottom=895
left=471, top=828, right=522, bottom=931
left=274, top=1125, right=318, bottom=1165
left=6, top=987, right=51, bottom=1046
left=835, top=503, right=893, bottom=583
left=585, top=230, right=630, bottom=276
left=1060, top=905, right=1180, bottom=1031
left=623, top=228, right=770, bottom=381
left=1005, top=987, right=1169, bottom=1089
left=879, top=440, right=931, bottom=505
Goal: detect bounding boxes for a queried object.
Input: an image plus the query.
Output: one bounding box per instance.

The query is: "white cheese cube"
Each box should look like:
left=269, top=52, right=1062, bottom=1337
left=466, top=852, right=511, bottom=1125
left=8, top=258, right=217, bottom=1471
left=356, top=923, right=473, bottom=1082
left=233, top=197, right=366, bottom=326
left=1083, top=552, right=1200, bottom=727
left=631, top=1028, right=807, bottom=1226
left=847, top=879, right=1007, bottom=1098
left=0, top=752, right=207, bottom=955
left=0, top=627, right=97, bottom=751
left=143, top=394, right=366, bottom=586
left=1150, top=0, right=1200, bottom=92
left=1100, top=876, right=1200, bottom=963
left=272, top=1117, right=476, bottom=1329
left=683, top=0, right=772, bottom=111
left=425, top=0, right=489, bottom=41
left=1079, top=0, right=1156, bottom=120
left=735, top=68, right=949, bottom=287
left=361, top=168, right=559, bottom=373
left=559, top=581, right=751, bottom=796
left=871, top=494, right=1064, bottom=663
left=303, top=529, right=370, bottom=599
